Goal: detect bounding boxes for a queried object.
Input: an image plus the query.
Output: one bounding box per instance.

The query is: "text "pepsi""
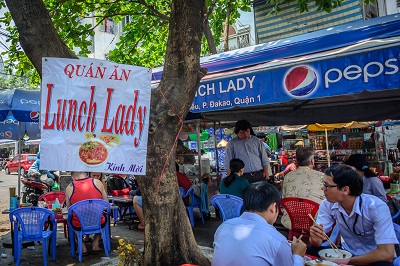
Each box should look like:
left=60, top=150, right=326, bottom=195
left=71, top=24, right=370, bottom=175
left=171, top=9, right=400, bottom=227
left=324, top=57, right=399, bottom=88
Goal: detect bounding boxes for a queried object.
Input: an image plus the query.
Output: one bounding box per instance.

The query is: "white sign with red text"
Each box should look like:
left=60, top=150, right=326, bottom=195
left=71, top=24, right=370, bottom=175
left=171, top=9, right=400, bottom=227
left=40, top=57, right=151, bottom=175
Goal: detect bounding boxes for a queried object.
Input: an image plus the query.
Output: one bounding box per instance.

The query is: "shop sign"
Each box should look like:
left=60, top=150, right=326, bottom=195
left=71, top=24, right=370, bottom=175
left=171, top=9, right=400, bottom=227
left=191, top=46, right=400, bottom=112
left=40, top=57, right=151, bottom=175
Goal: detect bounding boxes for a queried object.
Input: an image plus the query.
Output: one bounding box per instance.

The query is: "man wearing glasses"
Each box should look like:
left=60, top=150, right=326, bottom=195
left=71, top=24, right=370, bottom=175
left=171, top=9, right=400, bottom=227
left=309, top=165, right=397, bottom=265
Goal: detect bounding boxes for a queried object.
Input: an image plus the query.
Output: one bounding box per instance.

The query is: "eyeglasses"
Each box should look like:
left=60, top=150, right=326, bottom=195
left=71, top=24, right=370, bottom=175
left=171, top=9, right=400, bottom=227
left=321, top=181, right=338, bottom=190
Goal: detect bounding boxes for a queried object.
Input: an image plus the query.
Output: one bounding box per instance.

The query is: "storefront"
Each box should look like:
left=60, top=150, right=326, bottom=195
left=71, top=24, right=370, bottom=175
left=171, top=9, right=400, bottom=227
left=155, top=15, right=400, bottom=178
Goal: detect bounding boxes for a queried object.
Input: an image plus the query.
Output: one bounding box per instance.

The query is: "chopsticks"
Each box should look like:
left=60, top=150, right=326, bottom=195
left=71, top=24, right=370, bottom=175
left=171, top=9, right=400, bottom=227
left=308, top=213, right=340, bottom=254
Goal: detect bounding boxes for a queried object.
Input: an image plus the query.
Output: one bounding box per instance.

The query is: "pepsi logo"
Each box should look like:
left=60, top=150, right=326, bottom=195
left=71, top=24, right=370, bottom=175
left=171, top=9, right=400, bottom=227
left=5, top=131, right=12, bottom=138
left=284, top=66, right=318, bottom=97
left=30, top=111, right=39, bottom=121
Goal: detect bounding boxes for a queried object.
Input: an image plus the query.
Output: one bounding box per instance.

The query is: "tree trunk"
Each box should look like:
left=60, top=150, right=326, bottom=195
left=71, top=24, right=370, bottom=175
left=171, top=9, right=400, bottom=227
left=204, top=20, right=217, bottom=54
left=223, top=2, right=232, bottom=52
left=6, top=0, right=210, bottom=265
left=140, top=0, right=209, bottom=264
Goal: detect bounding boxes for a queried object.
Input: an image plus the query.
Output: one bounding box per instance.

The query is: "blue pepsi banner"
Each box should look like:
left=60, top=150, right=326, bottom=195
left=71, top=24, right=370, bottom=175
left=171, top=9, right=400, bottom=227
left=0, top=89, right=40, bottom=123
left=0, top=114, right=40, bottom=140
left=190, top=45, right=400, bottom=113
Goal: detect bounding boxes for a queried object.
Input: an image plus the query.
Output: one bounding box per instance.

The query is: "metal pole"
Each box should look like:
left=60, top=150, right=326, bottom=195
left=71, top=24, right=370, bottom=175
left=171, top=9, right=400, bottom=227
left=17, top=123, right=21, bottom=198
left=196, top=119, right=202, bottom=179
left=213, top=122, right=219, bottom=176
left=325, top=128, right=331, bottom=167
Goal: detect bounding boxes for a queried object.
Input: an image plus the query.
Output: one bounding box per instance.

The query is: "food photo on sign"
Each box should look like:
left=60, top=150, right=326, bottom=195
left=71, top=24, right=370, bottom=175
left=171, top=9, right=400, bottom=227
left=39, top=57, right=151, bottom=175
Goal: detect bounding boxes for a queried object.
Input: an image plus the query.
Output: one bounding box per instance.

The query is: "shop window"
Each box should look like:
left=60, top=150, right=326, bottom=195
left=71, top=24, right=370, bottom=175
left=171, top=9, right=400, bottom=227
left=237, top=34, right=250, bottom=49
left=100, top=18, right=115, bottom=34
left=363, top=1, right=378, bottom=19
left=122, top=16, right=131, bottom=32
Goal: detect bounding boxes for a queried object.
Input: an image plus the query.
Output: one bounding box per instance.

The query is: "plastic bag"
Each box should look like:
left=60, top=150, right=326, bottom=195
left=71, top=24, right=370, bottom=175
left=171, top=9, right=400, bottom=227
left=52, top=182, right=60, bottom=191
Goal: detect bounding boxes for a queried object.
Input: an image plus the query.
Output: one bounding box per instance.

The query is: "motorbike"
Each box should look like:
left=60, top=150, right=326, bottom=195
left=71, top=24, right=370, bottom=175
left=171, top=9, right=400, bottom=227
left=21, top=172, right=60, bottom=205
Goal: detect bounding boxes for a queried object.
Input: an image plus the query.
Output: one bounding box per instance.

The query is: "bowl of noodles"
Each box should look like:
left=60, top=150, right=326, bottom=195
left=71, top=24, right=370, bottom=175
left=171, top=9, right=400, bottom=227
left=78, top=140, right=108, bottom=166
left=318, top=249, right=352, bottom=264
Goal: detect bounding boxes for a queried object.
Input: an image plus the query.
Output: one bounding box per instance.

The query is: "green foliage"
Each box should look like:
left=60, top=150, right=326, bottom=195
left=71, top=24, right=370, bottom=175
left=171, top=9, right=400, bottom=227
left=0, top=75, right=39, bottom=90
left=0, top=0, right=347, bottom=78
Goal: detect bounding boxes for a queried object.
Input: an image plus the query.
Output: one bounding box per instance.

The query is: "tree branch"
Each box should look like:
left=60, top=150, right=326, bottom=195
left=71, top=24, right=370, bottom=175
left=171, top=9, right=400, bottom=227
left=134, top=0, right=170, bottom=21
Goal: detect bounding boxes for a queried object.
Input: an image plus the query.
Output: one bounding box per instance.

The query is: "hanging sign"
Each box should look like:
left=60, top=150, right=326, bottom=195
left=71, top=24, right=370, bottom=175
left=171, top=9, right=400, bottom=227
left=190, top=45, right=400, bottom=112
left=40, top=57, right=151, bottom=175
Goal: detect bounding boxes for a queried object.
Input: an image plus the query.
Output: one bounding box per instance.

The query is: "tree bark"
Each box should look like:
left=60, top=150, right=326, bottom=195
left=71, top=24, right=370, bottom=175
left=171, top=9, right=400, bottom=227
left=6, top=0, right=209, bottom=265
left=140, top=0, right=208, bottom=264
left=204, top=20, right=217, bottom=54
left=5, top=0, right=77, bottom=77
left=223, top=2, right=232, bottom=52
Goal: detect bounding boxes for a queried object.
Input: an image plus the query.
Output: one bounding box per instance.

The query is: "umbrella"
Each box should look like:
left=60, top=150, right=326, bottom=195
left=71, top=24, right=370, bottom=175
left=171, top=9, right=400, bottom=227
left=0, top=89, right=40, bottom=197
left=0, top=114, right=40, bottom=141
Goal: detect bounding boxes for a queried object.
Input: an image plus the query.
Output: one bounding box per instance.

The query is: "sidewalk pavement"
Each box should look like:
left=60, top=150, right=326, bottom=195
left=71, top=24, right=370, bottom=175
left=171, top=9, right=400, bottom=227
left=0, top=208, right=288, bottom=266
left=0, top=208, right=221, bottom=266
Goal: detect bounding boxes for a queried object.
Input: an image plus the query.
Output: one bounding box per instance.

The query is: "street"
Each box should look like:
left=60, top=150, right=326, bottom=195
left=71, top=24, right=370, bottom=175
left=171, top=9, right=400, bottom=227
left=0, top=171, right=24, bottom=235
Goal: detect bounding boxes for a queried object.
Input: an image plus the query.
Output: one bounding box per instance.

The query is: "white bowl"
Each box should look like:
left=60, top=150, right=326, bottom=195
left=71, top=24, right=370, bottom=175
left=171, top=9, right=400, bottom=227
left=306, top=260, right=338, bottom=266
left=318, top=248, right=352, bottom=264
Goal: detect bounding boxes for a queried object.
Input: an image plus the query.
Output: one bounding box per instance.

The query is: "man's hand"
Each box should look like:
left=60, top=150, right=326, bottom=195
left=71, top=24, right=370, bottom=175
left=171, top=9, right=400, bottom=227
left=309, top=223, right=326, bottom=247
left=263, top=166, right=269, bottom=180
left=275, top=172, right=283, bottom=178
left=291, top=236, right=306, bottom=257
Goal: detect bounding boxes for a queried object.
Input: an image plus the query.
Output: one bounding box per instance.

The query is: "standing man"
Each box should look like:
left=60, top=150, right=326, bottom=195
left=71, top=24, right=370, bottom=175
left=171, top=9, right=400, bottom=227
left=212, top=181, right=306, bottom=265
left=281, top=147, right=324, bottom=230
left=224, top=120, right=270, bottom=183
left=309, top=165, right=397, bottom=265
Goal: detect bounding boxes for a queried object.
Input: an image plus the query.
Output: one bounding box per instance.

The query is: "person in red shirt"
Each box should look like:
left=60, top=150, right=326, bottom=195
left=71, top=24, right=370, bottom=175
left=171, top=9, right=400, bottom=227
left=66, top=171, right=108, bottom=255
left=132, top=164, right=193, bottom=231
left=280, top=149, right=289, bottom=165
left=275, top=155, right=298, bottom=179
left=176, top=163, right=192, bottom=205
left=176, top=163, right=192, bottom=192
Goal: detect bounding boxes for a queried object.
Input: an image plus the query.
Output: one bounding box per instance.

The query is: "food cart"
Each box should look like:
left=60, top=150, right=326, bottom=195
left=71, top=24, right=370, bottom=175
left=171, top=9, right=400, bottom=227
left=307, top=122, right=386, bottom=173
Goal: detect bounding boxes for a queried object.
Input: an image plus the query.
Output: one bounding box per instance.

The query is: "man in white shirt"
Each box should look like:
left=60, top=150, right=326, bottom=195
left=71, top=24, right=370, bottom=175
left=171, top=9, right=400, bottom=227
left=309, top=164, right=398, bottom=265
left=212, top=181, right=306, bottom=266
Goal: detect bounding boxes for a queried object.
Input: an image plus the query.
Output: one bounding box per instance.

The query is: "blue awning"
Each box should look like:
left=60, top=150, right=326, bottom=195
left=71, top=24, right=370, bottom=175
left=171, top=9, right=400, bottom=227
left=152, top=14, right=400, bottom=125
left=152, top=14, right=400, bottom=83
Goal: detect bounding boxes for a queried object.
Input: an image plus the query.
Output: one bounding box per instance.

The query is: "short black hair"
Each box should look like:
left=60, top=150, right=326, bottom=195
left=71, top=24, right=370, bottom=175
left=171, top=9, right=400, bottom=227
left=344, top=153, right=376, bottom=178
left=324, top=164, right=363, bottom=196
left=256, top=132, right=266, bottom=138
left=229, top=158, right=245, bottom=173
left=243, top=181, right=280, bottom=212
left=234, top=120, right=252, bottom=134
left=295, top=147, right=314, bottom=166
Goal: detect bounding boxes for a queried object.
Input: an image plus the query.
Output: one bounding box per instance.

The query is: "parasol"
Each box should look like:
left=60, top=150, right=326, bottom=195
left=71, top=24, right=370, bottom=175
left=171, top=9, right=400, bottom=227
left=0, top=89, right=40, bottom=197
